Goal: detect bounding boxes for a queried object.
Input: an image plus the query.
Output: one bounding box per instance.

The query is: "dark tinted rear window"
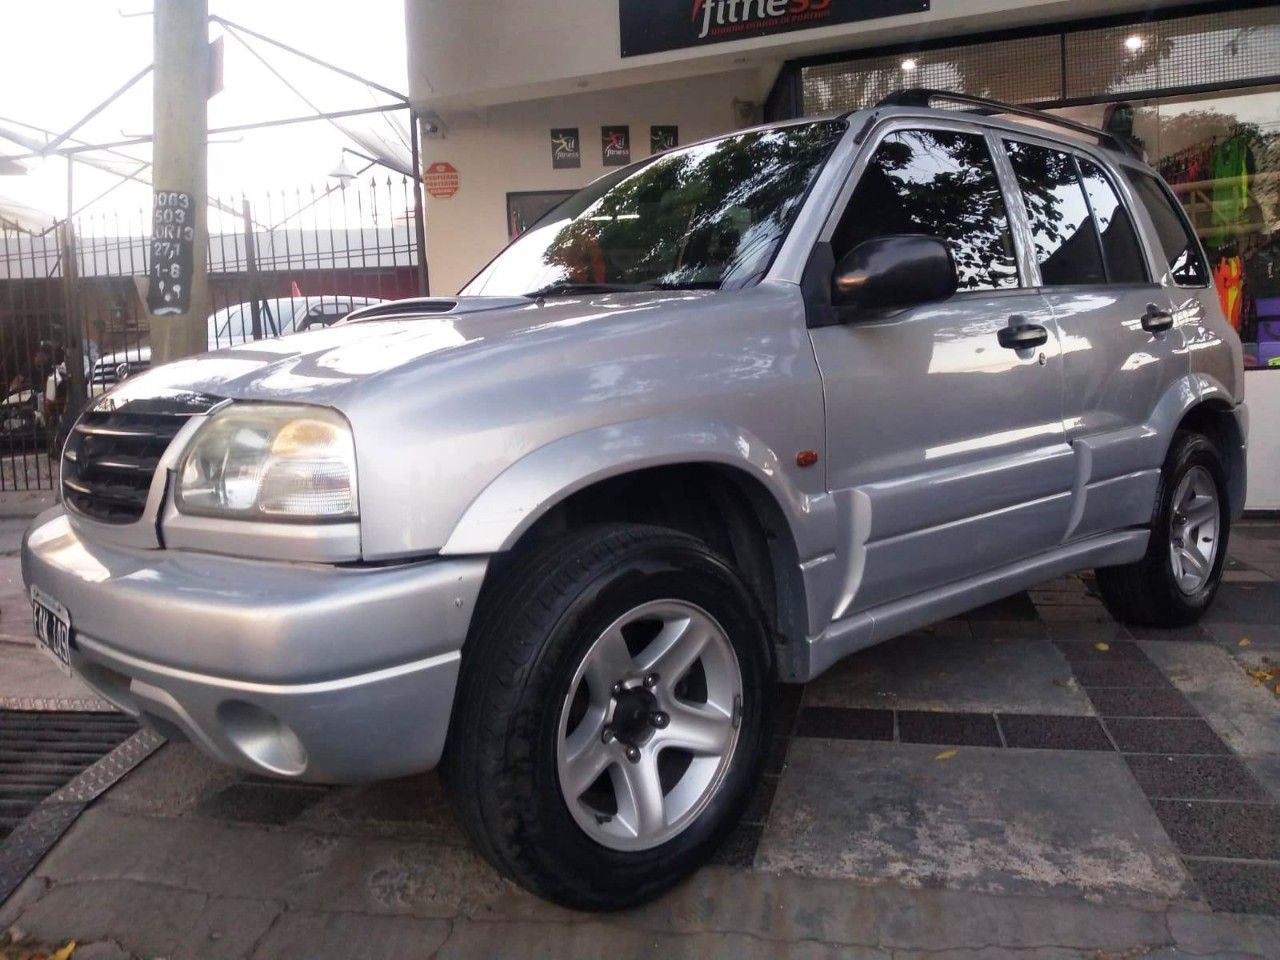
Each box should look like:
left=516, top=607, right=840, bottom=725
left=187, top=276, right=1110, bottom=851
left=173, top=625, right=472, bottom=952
left=1124, top=170, right=1210, bottom=287
left=1078, top=159, right=1148, bottom=285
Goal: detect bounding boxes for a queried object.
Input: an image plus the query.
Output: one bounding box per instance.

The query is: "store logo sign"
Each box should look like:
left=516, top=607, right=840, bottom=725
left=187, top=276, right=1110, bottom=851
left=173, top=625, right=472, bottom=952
left=551, top=128, right=581, bottom=169
left=602, top=126, right=631, bottom=167
left=621, top=0, right=930, bottom=57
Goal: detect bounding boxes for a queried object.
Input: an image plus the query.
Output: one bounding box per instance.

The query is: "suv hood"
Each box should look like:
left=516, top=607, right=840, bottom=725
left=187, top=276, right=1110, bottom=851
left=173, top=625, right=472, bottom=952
left=104, top=291, right=715, bottom=409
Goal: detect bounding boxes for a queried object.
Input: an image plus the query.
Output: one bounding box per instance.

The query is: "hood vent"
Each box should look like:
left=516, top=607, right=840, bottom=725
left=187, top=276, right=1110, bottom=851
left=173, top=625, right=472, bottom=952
left=342, top=296, right=532, bottom=324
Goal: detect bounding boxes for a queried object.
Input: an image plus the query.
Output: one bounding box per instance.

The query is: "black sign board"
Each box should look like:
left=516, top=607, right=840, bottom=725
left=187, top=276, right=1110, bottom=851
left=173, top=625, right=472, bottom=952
left=146, top=189, right=196, bottom=315
left=602, top=126, right=631, bottom=166
left=651, top=125, right=679, bottom=153
left=620, top=0, right=930, bottom=57
left=551, top=128, right=582, bottom=169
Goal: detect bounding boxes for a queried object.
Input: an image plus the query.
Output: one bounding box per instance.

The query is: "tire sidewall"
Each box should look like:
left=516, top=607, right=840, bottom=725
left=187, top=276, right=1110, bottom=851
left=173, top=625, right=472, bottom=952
left=512, top=537, right=771, bottom=902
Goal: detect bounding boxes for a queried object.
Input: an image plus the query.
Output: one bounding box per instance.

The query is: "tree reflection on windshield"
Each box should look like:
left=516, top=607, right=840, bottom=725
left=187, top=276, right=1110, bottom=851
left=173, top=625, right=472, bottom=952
left=464, top=121, right=845, bottom=297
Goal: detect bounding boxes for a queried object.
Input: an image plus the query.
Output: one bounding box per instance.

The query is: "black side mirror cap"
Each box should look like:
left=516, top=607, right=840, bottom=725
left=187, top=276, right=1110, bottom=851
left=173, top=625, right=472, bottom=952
left=831, top=235, right=958, bottom=314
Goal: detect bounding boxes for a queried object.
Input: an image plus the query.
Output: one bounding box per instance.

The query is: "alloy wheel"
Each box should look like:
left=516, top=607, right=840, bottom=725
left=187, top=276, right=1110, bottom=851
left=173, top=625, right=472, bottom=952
left=1169, top=464, right=1221, bottom=595
left=556, top=599, right=743, bottom=852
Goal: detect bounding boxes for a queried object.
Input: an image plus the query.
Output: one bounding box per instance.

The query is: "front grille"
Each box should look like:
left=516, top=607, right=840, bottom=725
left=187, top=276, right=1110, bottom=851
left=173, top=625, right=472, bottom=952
left=62, top=393, right=221, bottom=524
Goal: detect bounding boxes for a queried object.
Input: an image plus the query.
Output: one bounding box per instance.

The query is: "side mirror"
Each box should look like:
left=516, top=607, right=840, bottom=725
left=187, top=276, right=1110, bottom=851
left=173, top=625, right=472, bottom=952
left=832, top=235, right=958, bottom=313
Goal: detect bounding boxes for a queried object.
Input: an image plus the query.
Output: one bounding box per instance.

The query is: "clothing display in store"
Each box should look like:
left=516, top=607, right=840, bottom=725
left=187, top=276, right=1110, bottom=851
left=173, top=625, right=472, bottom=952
left=1214, top=256, right=1245, bottom=331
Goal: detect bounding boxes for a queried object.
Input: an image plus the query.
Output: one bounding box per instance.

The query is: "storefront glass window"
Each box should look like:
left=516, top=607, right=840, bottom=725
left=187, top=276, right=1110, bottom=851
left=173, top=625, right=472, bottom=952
left=1053, top=89, right=1280, bottom=367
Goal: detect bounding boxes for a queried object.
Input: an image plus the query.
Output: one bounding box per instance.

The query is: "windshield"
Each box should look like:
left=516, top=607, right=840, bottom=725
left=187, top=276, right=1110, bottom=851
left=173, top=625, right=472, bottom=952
left=463, top=121, right=846, bottom=298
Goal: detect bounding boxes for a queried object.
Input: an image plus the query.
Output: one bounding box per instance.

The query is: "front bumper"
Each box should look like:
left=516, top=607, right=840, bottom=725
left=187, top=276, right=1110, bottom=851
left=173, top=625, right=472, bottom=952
left=21, top=508, right=487, bottom=782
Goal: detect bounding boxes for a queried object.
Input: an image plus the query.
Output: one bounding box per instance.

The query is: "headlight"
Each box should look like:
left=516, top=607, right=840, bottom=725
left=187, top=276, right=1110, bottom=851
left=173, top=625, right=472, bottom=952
left=175, top=404, right=358, bottom=521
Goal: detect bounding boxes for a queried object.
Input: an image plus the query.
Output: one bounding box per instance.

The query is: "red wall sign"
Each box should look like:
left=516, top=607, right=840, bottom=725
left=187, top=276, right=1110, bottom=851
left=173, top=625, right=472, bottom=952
left=425, top=162, right=460, bottom=199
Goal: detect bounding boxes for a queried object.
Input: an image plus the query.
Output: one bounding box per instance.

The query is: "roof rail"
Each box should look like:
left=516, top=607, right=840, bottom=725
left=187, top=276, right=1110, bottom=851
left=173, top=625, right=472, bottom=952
left=875, top=89, right=1144, bottom=159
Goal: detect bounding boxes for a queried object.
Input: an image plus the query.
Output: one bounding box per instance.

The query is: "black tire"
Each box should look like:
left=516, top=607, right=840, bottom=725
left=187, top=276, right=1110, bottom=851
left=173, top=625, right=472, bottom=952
left=1095, top=430, right=1230, bottom=627
left=442, top=523, right=772, bottom=911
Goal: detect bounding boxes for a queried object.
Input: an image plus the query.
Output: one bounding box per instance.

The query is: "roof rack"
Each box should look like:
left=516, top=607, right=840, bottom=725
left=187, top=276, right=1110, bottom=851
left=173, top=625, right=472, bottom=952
left=875, top=89, right=1144, bottom=159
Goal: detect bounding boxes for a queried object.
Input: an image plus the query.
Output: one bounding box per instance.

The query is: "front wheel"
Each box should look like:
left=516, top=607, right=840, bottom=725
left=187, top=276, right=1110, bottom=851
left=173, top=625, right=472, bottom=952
left=443, top=524, right=772, bottom=911
left=1096, top=430, right=1230, bottom=627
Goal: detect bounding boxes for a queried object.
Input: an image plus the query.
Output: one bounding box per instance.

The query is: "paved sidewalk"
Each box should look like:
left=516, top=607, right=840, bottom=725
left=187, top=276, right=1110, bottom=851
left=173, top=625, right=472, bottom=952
left=1, top=521, right=1279, bottom=957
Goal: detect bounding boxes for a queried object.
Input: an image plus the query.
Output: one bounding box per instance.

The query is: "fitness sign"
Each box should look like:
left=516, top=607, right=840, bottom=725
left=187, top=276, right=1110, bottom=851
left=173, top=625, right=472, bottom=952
left=619, top=0, right=929, bottom=57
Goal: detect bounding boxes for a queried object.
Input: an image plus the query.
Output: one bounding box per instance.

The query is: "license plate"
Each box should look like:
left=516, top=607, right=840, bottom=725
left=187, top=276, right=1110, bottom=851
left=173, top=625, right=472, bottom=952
left=31, top=586, right=72, bottom=677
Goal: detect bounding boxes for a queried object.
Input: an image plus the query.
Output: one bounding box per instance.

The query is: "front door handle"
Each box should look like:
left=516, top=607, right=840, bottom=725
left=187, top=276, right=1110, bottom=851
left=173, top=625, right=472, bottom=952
left=1142, top=303, right=1175, bottom=333
left=998, top=318, right=1049, bottom=350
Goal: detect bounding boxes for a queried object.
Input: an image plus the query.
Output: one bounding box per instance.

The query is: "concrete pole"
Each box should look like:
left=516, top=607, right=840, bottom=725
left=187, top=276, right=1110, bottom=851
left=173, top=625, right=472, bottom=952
left=149, top=0, right=211, bottom=363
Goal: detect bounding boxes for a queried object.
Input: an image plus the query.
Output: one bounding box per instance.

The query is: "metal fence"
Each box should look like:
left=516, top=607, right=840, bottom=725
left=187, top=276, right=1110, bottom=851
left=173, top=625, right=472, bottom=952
left=0, top=175, right=422, bottom=491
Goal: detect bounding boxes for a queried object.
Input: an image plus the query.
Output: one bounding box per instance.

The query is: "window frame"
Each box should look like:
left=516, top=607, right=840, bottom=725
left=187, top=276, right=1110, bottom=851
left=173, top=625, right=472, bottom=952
left=816, top=117, right=1028, bottom=298
left=995, top=132, right=1160, bottom=292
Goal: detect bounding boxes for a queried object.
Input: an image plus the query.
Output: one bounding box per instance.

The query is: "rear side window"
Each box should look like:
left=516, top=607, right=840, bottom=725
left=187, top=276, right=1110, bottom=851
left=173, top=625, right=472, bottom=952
left=1124, top=170, right=1210, bottom=287
left=1077, top=159, right=1148, bottom=285
left=832, top=128, right=1018, bottom=292
left=1004, top=141, right=1106, bottom=287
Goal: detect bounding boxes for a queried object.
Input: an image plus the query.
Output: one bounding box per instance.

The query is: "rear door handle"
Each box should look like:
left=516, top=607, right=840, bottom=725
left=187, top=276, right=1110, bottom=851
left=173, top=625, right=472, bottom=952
left=1141, top=303, right=1174, bottom=333
left=998, top=318, right=1049, bottom=350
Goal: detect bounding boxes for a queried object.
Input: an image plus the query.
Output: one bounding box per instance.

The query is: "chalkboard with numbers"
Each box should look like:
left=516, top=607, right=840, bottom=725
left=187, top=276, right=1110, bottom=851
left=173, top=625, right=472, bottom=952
left=146, top=190, right=196, bottom=315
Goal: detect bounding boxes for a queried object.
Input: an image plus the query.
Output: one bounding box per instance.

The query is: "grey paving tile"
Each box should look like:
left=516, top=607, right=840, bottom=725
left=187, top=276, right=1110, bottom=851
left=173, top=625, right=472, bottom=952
left=251, top=909, right=452, bottom=960
left=997, top=714, right=1112, bottom=751
left=967, top=619, right=1049, bottom=640
left=1070, top=661, right=1176, bottom=690
left=957, top=592, right=1038, bottom=621
left=193, top=779, right=331, bottom=826
left=1105, top=718, right=1229, bottom=756
left=1185, top=859, right=1280, bottom=915
left=1045, top=621, right=1133, bottom=642
left=897, top=711, right=1001, bottom=747
left=1054, top=640, right=1147, bottom=663
left=1035, top=603, right=1113, bottom=622
left=710, top=823, right=762, bottom=868
left=803, top=631, right=1089, bottom=715
left=1245, top=755, right=1280, bottom=805
left=1127, top=624, right=1213, bottom=643
left=758, top=740, right=1193, bottom=904
left=1141, top=641, right=1280, bottom=759
left=1151, top=800, right=1280, bottom=860
left=794, top=707, right=893, bottom=742
left=1084, top=687, right=1200, bottom=719
left=1125, top=755, right=1273, bottom=802
left=1203, top=621, right=1280, bottom=649
left=1201, top=583, right=1280, bottom=625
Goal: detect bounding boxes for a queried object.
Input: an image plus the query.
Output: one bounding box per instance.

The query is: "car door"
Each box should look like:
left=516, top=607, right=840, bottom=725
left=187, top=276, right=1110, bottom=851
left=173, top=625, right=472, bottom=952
left=998, top=137, right=1188, bottom=540
left=808, top=122, right=1073, bottom=621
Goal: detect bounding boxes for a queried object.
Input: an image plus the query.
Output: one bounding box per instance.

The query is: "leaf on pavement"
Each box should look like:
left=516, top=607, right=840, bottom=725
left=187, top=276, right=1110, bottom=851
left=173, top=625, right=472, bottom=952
left=935, top=749, right=957, bottom=761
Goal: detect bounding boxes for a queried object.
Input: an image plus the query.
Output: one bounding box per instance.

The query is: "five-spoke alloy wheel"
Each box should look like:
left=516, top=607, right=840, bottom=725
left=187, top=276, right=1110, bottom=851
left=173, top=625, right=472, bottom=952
left=557, top=600, right=743, bottom=851
left=444, top=524, right=771, bottom=911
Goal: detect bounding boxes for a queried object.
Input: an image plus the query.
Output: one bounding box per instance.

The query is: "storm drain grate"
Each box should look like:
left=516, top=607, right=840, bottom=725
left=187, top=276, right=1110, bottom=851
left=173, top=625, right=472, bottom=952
left=0, top=711, right=138, bottom=840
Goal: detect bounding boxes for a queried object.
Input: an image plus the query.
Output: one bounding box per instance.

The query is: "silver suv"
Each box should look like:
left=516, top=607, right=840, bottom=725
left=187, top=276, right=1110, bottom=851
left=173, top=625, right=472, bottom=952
left=23, top=91, right=1246, bottom=910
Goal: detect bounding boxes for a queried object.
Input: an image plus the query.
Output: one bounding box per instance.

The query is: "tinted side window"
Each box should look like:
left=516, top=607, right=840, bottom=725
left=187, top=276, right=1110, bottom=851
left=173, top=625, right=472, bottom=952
left=1124, top=170, right=1210, bottom=287
left=833, top=129, right=1018, bottom=291
left=1005, top=141, right=1106, bottom=287
left=1078, top=159, right=1147, bottom=284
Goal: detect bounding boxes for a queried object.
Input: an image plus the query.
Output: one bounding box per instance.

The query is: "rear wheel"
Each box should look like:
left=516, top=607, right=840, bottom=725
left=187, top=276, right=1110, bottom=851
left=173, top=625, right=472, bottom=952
left=1096, top=431, right=1229, bottom=627
left=443, top=524, right=772, bottom=910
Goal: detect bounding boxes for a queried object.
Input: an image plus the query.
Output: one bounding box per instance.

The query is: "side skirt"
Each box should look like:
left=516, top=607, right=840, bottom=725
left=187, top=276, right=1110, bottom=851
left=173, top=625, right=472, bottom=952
left=790, top=528, right=1150, bottom=682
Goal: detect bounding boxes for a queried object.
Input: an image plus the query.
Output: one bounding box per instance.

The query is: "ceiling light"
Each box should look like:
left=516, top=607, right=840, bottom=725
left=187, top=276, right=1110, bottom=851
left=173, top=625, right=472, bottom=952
left=901, top=58, right=918, bottom=72
left=1125, top=35, right=1145, bottom=52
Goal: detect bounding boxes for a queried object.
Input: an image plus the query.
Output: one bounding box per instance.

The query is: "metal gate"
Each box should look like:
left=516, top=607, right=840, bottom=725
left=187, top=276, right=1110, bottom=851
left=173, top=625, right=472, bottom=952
left=0, top=174, right=422, bottom=491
